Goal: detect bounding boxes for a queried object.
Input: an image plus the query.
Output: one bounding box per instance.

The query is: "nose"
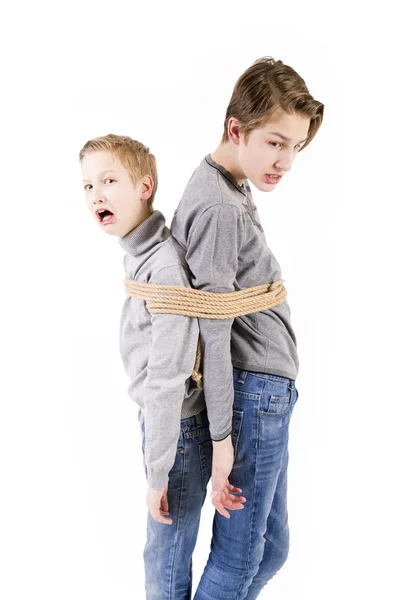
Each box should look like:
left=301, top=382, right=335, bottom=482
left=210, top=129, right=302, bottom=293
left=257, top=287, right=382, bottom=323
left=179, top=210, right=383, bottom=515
left=275, top=159, right=292, bottom=173
left=92, top=191, right=105, bottom=205
left=275, top=149, right=295, bottom=172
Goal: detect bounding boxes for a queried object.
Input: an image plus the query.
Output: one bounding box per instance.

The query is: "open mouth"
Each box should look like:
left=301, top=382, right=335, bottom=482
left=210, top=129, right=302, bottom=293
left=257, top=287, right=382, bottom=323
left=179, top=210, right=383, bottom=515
left=264, top=174, right=282, bottom=184
left=96, top=209, right=115, bottom=225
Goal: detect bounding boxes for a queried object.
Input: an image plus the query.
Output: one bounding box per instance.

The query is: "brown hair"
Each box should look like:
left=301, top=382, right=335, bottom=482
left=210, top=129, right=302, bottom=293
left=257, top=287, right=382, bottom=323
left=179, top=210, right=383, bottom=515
left=79, top=134, right=158, bottom=212
left=221, top=56, right=324, bottom=150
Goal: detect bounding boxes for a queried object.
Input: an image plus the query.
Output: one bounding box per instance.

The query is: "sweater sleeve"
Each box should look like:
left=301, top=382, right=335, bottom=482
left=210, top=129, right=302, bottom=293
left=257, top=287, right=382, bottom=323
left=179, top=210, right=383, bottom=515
left=185, top=204, right=244, bottom=441
left=142, top=264, right=200, bottom=489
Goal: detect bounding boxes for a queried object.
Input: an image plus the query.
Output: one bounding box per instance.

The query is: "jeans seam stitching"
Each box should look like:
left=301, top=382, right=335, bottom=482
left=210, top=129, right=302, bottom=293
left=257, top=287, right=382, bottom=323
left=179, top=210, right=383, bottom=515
left=166, top=443, right=186, bottom=598
left=236, top=397, right=260, bottom=598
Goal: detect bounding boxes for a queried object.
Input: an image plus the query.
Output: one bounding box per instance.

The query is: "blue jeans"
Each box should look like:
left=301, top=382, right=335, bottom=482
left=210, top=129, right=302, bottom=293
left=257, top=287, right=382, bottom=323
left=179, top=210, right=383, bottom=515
left=141, top=368, right=299, bottom=599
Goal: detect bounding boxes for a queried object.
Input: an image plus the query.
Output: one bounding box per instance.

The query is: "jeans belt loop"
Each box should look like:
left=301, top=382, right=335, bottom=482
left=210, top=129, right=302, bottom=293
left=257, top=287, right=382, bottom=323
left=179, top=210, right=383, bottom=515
left=195, top=410, right=203, bottom=427
left=237, top=370, right=248, bottom=384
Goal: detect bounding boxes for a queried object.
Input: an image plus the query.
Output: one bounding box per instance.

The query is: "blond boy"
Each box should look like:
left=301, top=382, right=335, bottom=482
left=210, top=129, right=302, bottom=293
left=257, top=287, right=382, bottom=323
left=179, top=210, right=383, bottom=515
left=79, top=136, right=244, bottom=596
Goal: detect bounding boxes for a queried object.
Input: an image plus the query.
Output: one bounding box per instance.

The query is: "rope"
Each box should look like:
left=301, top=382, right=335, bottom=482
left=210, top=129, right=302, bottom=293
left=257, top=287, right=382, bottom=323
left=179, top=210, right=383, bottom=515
left=124, top=278, right=287, bottom=390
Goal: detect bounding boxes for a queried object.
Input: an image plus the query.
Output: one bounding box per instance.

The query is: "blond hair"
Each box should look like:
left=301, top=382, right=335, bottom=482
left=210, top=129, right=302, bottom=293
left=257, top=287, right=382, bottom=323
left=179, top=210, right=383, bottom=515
left=221, top=56, right=324, bottom=150
left=79, top=134, right=158, bottom=212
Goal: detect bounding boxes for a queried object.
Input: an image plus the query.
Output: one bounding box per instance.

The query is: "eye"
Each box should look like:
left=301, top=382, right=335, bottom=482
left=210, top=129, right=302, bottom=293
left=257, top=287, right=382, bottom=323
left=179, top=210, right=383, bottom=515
left=269, top=141, right=303, bottom=151
left=105, top=178, right=115, bottom=184
left=84, top=184, right=92, bottom=191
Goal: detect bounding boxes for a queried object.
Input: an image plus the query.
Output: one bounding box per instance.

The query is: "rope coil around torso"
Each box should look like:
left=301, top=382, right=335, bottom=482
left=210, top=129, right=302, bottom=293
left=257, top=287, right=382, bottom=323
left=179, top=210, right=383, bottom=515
left=124, top=278, right=288, bottom=390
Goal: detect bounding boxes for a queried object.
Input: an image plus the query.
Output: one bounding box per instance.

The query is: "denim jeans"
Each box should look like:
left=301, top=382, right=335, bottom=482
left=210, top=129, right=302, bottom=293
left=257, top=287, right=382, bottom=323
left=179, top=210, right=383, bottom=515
left=141, top=368, right=299, bottom=599
left=141, top=408, right=213, bottom=599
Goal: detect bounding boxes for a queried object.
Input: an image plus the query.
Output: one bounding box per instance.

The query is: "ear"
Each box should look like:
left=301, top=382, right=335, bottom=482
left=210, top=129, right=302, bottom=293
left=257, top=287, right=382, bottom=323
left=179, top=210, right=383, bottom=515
left=228, top=117, right=242, bottom=146
left=140, top=175, right=154, bottom=201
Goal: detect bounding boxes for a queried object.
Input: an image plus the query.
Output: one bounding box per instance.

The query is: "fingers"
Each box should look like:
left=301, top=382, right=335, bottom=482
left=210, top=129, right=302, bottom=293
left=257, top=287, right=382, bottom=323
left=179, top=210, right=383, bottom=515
left=161, top=491, right=169, bottom=514
left=214, top=481, right=245, bottom=500
left=149, top=509, right=173, bottom=525
left=221, top=491, right=245, bottom=510
left=146, top=487, right=172, bottom=525
left=212, top=498, right=230, bottom=519
left=211, top=491, right=236, bottom=518
left=223, top=489, right=246, bottom=503
left=223, top=496, right=246, bottom=510
left=211, top=482, right=246, bottom=517
left=227, top=483, right=242, bottom=493
left=225, top=482, right=246, bottom=507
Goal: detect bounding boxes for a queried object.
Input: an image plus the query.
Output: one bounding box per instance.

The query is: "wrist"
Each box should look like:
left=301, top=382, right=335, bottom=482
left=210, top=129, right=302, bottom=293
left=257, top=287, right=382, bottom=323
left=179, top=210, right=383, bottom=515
left=212, top=434, right=232, bottom=448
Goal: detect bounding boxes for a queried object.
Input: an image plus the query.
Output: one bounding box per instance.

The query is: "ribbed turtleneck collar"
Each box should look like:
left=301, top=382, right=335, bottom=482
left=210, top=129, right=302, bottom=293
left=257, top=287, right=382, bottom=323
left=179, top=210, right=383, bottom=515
left=118, top=210, right=169, bottom=257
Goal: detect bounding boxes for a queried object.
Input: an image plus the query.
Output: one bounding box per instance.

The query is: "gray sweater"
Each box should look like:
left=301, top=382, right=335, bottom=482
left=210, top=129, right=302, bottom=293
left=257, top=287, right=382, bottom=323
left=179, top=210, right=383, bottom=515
left=170, top=154, right=299, bottom=441
left=119, top=212, right=205, bottom=489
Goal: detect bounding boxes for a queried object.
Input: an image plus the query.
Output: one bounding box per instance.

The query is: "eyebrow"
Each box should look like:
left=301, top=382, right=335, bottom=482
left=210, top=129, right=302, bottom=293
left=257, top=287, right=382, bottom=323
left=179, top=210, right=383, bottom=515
left=82, top=169, right=118, bottom=184
left=268, top=132, right=308, bottom=144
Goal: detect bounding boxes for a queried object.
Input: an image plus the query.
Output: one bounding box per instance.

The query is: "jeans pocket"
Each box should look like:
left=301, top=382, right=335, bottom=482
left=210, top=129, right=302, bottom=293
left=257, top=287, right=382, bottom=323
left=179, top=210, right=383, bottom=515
left=260, top=383, right=293, bottom=418
left=167, top=447, right=186, bottom=491
left=231, top=410, right=244, bottom=461
left=267, top=395, right=291, bottom=416
left=199, top=439, right=212, bottom=491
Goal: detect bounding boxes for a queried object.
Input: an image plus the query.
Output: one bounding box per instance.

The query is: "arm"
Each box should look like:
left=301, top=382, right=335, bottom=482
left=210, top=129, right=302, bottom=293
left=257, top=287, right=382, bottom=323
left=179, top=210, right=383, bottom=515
left=143, top=264, right=200, bottom=490
left=185, top=203, right=244, bottom=441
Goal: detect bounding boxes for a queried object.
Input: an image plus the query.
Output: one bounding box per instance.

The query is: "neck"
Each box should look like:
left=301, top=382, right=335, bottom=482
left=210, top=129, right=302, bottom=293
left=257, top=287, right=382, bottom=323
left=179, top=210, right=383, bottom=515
left=211, top=141, right=246, bottom=186
left=123, top=204, right=152, bottom=238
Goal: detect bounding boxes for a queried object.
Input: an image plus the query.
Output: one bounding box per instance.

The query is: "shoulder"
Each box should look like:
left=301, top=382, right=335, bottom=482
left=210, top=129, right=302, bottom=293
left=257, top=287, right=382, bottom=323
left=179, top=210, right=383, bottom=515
left=188, top=203, right=245, bottom=241
left=150, top=262, right=192, bottom=287
left=147, top=235, right=192, bottom=286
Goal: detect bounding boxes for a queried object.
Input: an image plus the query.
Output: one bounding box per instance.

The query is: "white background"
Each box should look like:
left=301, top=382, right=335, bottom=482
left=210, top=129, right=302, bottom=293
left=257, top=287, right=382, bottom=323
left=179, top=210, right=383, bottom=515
left=1, top=1, right=397, bottom=598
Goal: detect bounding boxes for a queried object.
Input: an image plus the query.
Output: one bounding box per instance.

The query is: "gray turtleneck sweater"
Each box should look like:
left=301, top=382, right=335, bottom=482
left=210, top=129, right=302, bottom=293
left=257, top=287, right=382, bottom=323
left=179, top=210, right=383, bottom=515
left=170, top=154, right=299, bottom=442
left=119, top=211, right=205, bottom=490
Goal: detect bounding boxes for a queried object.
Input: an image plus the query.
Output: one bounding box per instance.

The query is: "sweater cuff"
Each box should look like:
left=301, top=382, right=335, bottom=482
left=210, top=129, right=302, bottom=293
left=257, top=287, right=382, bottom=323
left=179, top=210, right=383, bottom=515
left=211, top=426, right=232, bottom=442
left=147, top=469, right=169, bottom=490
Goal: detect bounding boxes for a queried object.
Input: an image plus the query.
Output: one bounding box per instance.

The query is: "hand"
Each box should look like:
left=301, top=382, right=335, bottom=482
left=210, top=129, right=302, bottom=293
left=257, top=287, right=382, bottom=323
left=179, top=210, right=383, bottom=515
left=211, top=435, right=246, bottom=518
left=146, top=486, right=173, bottom=525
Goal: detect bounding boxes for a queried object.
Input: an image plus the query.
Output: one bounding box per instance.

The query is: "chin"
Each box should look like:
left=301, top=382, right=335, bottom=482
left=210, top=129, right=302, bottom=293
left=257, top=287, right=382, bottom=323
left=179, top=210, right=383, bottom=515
left=250, top=178, right=275, bottom=192
left=100, top=224, right=118, bottom=236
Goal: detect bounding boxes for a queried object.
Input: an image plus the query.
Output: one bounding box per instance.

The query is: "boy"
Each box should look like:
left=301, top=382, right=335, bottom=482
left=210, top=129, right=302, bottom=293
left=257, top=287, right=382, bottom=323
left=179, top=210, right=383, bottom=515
left=79, top=135, right=244, bottom=597
left=170, top=56, right=324, bottom=598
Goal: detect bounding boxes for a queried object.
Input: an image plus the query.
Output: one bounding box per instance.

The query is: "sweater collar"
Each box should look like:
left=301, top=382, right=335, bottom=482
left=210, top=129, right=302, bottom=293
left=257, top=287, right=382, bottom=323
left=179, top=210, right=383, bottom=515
left=118, top=210, right=169, bottom=257
left=205, top=154, right=251, bottom=196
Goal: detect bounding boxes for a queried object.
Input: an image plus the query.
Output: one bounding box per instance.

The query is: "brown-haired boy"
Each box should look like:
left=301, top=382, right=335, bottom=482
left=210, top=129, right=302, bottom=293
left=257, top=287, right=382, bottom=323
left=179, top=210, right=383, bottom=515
left=170, top=56, right=324, bottom=597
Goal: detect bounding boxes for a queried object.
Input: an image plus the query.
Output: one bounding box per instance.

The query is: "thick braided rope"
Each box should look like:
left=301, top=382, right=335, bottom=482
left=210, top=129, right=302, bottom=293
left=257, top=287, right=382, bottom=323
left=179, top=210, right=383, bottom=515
left=124, top=279, right=287, bottom=318
left=124, top=278, right=287, bottom=390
